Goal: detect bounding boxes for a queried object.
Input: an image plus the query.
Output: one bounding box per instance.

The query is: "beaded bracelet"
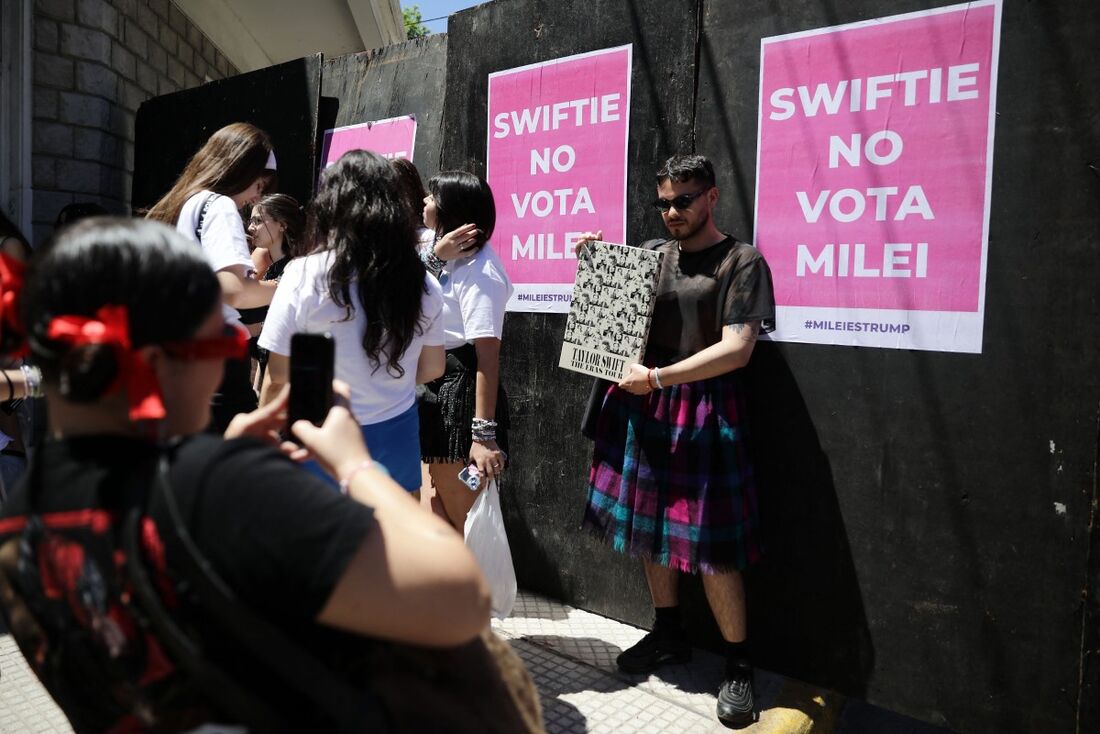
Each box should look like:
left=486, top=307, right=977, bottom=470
left=338, top=458, right=390, bottom=496
left=472, top=418, right=498, bottom=443
left=21, top=365, right=43, bottom=399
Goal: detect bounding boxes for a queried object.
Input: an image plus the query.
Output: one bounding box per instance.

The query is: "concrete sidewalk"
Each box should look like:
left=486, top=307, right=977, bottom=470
left=493, top=592, right=952, bottom=734
left=0, top=590, right=951, bottom=733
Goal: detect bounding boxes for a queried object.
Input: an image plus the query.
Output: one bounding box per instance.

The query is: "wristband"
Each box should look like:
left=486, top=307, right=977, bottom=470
left=21, top=365, right=43, bottom=398
left=1, top=370, right=12, bottom=402
left=653, top=367, right=664, bottom=390
left=338, top=458, right=389, bottom=495
left=646, top=369, right=655, bottom=391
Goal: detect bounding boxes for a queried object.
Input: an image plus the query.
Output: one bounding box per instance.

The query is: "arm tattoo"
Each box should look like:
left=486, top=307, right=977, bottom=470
left=731, top=323, right=759, bottom=343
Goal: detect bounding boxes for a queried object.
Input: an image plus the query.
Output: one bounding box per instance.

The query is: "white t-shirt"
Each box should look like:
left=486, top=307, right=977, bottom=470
left=258, top=250, right=445, bottom=424
left=176, top=191, right=254, bottom=324
left=438, top=242, right=513, bottom=350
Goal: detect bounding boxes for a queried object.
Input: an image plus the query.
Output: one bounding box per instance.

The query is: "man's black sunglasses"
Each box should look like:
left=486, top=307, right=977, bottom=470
left=652, top=187, right=711, bottom=213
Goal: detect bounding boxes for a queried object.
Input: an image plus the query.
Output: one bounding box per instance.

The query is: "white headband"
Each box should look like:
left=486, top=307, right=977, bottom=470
left=266, top=150, right=277, bottom=171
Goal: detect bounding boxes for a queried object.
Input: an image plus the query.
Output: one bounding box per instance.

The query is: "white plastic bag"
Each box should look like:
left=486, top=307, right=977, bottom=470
left=463, top=480, right=517, bottom=619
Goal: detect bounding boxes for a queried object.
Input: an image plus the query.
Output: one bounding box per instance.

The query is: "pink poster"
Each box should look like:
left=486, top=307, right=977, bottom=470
left=487, top=45, right=632, bottom=313
left=320, top=114, right=417, bottom=168
left=754, top=1, right=1002, bottom=352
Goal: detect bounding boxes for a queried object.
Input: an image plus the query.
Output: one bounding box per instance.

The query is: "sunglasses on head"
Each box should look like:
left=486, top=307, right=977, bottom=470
left=161, top=322, right=250, bottom=361
left=652, top=187, right=711, bottom=213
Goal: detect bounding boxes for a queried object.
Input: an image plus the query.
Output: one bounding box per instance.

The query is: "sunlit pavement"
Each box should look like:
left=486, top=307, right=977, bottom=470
left=0, top=591, right=951, bottom=733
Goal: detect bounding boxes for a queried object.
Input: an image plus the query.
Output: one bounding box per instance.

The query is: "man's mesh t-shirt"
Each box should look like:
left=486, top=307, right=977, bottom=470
left=644, top=236, right=776, bottom=363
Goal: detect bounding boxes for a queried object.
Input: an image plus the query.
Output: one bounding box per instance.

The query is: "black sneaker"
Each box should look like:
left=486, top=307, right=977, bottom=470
left=616, top=630, right=692, bottom=674
left=716, top=662, right=756, bottom=728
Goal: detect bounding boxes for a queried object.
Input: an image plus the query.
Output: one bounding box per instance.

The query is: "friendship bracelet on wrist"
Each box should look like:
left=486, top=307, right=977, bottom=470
left=646, top=369, right=655, bottom=391
left=653, top=367, right=664, bottom=389
left=21, top=365, right=43, bottom=399
left=338, top=458, right=389, bottom=496
left=1, top=370, right=12, bottom=402
left=472, top=417, right=498, bottom=443
left=425, top=250, right=447, bottom=273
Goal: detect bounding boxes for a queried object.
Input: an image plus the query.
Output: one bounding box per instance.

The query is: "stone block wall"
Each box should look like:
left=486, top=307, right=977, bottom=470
left=30, top=0, right=238, bottom=243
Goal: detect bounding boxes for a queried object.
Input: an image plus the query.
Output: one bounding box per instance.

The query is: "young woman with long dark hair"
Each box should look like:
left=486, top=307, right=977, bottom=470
left=0, top=218, right=544, bottom=732
left=246, top=193, right=305, bottom=281
left=259, top=150, right=446, bottom=493
left=418, top=171, right=513, bottom=532
left=147, top=122, right=280, bottom=431
left=239, top=194, right=305, bottom=390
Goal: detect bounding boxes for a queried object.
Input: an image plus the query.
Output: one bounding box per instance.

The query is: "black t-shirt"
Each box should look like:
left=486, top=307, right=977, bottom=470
left=0, top=433, right=375, bottom=728
left=645, top=236, right=776, bottom=363
left=238, top=255, right=292, bottom=325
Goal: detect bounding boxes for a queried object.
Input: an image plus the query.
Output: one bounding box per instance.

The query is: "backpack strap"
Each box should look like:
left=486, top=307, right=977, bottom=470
left=194, top=193, right=217, bottom=243
left=150, top=450, right=389, bottom=733
left=121, top=502, right=290, bottom=733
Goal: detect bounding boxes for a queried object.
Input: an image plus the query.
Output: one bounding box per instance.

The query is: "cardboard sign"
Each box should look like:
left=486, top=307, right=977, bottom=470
left=487, top=45, right=632, bottom=313
left=754, top=1, right=1002, bottom=352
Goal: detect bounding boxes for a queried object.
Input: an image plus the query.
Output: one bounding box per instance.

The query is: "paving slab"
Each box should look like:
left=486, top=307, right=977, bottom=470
left=493, top=592, right=846, bottom=733
left=1, top=590, right=948, bottom=733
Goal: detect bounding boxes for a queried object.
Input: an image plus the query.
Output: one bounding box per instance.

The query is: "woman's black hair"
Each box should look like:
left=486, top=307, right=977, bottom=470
left=255, top=193, right=306, bottom=258
left=310, top=149, right=426, bottom=377
left=21, top=217, right=221, bottom=402
left=427, top=171, right=496, bottom=251
left=391, top=158, right=427, bottom=225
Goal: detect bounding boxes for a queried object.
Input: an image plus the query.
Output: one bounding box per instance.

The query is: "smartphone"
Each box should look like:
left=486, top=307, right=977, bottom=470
left=288, top=332, right=334, bottom=428
left=457, top=463, right=481, bottom=491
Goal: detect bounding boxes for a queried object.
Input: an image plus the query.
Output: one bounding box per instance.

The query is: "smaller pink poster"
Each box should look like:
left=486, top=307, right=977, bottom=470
left=754, top=1, right=1002, bottom=353
left=487, top=45, right=632, bottom=313
left=320, top=114, right=418, bottom=168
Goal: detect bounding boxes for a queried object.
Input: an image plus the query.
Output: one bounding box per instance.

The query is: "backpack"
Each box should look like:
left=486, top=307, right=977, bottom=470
left=0, top=447, right=544, bottom=733
left=0, top=451, right=383, bottom=733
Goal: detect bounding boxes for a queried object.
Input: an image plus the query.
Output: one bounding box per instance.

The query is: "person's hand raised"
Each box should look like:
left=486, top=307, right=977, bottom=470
left=573, top=230, right=603, bottom=258
left=290, top=380, right=372, bottom=481
left=434, top=223, right=481, bottom=261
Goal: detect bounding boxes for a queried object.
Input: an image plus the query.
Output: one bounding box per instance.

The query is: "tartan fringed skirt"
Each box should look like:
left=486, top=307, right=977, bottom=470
left=582, top=373, right=762, bottom=574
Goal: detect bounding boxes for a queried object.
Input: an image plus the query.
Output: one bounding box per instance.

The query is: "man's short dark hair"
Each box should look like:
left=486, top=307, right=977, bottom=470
left=656, top=154, right=716, bottom=188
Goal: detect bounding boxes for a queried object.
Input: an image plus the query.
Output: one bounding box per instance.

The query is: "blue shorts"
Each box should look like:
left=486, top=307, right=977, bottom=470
left=304, top=402, right=422, bottom=492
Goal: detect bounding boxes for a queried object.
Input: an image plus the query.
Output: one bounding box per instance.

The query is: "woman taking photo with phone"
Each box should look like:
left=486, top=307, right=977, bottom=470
left=0, top=217, right=541, bottom=732
left=146, top=122, right=279, bottom=431
left=418, top=171, right=512, bottom=531
left=259, top=150, right=445, bottom=494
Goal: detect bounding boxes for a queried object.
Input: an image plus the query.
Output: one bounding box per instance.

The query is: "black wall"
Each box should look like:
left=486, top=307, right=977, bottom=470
left=440, top=0, right=702, bottom=639
left=132, top=56, right=322, bottom=212
left=129, top=2, right=1100, bottom=731
left=320, top=35, right=449, bottom=180
left=436, top=1, right=1100, bottom=732
left=693, top=2, right=1100, bottom=731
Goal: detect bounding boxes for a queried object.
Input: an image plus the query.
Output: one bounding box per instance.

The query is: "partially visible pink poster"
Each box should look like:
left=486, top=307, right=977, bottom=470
left=487, top=45, right=632, bottom=313
left=321, top=114, right=417, bottom=167
left=754, top=1, right=1002, bottom=353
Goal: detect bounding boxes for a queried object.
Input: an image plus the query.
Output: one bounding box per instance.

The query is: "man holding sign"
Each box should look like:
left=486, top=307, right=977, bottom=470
left=579, top=155, right=775, bottom=728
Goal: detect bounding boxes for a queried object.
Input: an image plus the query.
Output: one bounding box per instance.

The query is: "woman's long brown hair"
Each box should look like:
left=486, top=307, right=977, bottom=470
left=146, top=122, right=275, bottom=225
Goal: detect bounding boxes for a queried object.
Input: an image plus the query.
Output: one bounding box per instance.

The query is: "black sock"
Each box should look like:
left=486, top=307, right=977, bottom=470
left=653, top=605, right=683, bottom=636
left=724, top=639, right=751, bottom=674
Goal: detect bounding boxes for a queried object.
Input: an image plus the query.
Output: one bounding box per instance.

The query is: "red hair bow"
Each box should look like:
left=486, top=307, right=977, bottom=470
left=47, top=305, right=166, bottom=422
left=0, top=254, right=28, bottom=356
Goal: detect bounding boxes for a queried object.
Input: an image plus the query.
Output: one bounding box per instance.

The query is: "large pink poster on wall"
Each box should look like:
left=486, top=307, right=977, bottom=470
left=487, top=45, right=632, bottom=313
left=754, top=0, right=1002, bottom=352
left=320, top=115, right=418, bottom=168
